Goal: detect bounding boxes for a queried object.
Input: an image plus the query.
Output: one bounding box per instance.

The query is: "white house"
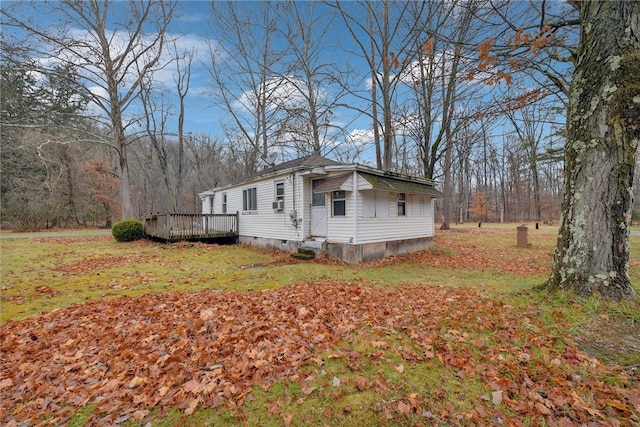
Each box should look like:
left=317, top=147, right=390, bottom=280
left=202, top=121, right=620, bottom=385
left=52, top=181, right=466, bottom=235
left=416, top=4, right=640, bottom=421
left=198, top=154, right=442, bottom=263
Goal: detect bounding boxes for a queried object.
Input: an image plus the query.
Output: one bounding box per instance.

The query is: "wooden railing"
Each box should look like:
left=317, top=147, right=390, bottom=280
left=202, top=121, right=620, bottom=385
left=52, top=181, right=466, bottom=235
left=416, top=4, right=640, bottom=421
left=142, top=213, right=239, bottom=242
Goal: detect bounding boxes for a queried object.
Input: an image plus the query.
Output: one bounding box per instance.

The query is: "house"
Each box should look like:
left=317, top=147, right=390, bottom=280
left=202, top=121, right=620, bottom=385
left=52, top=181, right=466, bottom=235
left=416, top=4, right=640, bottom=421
left=198, top=154, right=442, bottom=263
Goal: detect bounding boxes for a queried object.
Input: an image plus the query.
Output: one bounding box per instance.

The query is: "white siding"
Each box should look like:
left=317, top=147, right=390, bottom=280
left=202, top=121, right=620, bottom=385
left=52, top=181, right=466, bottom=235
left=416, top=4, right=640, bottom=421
left=326, top=190, right=354, bottom=243
left=201, top=196, right=209, bottom=214
left=205, top=175, right=304, bottom=242
left=355, top=189, right=435, bottom=244
left=412, top=195, right=422, bottom=217
left=201, top=168, right=437, bottom=246
left=302, top=178, right=313, bottom=238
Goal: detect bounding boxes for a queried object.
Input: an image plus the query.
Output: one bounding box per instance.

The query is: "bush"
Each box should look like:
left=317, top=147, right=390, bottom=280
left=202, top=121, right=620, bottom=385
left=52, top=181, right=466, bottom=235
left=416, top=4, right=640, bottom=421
left=111, top=219, right=144, bottom=242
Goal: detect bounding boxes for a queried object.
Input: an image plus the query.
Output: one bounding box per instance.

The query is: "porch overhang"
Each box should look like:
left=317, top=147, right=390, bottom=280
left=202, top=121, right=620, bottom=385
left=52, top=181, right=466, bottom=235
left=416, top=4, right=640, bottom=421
left=359, top=172, right=442, bottom=197
left=312, top=173, right=352, bottom=192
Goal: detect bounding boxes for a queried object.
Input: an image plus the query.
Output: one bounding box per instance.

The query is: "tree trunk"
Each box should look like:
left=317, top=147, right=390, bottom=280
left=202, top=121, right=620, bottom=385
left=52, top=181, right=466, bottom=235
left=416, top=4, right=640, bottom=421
left=543, top=0, right=639, bottom=300
left=440, top=121, right=453, bottom=230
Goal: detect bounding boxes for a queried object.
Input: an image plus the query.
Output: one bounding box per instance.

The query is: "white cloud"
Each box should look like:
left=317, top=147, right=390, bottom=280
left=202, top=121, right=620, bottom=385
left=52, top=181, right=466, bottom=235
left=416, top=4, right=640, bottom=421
left=346, top=128, right=374, bottom=148
left=232, top=76, right=324, bottom=113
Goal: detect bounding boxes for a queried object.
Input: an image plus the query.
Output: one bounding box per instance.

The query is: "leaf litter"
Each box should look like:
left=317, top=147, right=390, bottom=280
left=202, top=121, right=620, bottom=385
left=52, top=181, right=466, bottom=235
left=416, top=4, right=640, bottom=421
left=1, top=281, right=638, bottom=426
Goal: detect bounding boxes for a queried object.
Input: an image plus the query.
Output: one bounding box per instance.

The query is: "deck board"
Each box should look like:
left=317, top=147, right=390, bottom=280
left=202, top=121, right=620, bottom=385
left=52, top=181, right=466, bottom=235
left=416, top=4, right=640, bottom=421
left=142, top=213, right=239, bottom=242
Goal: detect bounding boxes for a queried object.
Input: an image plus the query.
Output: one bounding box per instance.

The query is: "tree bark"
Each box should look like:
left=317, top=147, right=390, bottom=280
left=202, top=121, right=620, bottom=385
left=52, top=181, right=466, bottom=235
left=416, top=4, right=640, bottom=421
left=543, top=0, right=639, bottom=300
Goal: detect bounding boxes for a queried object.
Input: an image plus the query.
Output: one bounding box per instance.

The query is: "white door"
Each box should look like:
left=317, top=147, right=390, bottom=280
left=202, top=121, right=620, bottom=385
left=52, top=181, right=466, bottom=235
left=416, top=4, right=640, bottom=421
left=310, top=192, right=327, bottom=237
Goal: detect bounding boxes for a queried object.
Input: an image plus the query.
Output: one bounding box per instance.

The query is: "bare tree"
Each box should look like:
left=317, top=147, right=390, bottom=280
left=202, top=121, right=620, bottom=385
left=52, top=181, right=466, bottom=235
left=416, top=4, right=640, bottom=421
left=334, top=0, right=413, bottom=170
left=3, top=0, right=177, bottom=219
left=207, top=0, right=288, bottom=170
left=502, top=95, right=559, bottom=223
left=173, top=45, right=192, bottom=212
left=271, top=1, right=353, bottom=157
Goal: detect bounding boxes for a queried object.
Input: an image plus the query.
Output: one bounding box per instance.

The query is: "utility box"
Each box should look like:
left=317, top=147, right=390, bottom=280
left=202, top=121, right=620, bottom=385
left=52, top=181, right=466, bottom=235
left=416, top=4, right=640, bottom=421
left=517, top=225, right=528, bottom=248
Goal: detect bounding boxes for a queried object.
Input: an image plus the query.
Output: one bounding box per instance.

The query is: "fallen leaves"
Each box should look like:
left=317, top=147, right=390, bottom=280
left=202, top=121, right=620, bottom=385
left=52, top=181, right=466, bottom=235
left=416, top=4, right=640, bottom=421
left=365, top=227, right=554, bottom=275
left=52, top=254, right=152, bottom=275
left=1, top=281, right=638, bottom=426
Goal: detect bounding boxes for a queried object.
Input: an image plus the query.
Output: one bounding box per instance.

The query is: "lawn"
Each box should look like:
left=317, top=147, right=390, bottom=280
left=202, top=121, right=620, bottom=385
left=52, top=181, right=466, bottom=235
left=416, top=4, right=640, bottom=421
left=1, top=224, right=638, bottom=426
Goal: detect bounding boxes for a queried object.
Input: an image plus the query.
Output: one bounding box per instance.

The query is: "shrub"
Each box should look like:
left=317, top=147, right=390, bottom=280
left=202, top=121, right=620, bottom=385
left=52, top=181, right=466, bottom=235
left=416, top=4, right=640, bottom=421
left=111, top=219, right=144, bottom=242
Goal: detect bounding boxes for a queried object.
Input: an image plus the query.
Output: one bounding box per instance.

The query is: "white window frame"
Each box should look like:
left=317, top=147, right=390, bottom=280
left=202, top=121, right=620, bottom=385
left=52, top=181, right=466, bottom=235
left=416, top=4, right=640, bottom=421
left=275, top=181, right=284, bottom=202
left=397, top=193, right=406, bottom=217
left=332, top=190, right=346, bottom=217
left=222, top=193, right=228, bottom=214
left=243, top=187, right=257, bottom=211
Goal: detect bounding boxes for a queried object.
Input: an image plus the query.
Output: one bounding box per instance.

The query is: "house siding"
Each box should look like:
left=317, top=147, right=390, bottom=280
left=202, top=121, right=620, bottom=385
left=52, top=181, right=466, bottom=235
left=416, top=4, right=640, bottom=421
left=199, top=157, right=441, bottom=263
left=355, top=191, right=434, bottom=244
left=326, top=188, right=354, bottom=243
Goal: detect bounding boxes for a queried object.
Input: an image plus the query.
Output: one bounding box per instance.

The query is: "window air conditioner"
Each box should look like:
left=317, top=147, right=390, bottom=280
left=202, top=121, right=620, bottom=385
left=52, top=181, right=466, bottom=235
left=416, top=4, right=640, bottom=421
left=272, top=200, right=284, bottom=211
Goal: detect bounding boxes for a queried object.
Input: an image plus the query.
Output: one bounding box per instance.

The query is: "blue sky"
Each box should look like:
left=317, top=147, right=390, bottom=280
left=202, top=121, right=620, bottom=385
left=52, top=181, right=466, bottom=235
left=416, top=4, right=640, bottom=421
left=165, top=1, right=376, bottom=150
left=3, top=0, right=572, bottom=166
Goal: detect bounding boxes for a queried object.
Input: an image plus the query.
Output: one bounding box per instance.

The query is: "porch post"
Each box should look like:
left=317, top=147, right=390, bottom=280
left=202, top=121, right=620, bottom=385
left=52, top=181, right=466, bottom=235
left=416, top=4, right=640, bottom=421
left=352, top=170, right=358, bottom=244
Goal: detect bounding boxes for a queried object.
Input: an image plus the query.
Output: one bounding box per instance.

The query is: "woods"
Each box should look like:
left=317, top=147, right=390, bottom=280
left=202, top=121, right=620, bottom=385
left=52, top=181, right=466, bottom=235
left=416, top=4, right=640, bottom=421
left=1, top=1, right=639, bottom=298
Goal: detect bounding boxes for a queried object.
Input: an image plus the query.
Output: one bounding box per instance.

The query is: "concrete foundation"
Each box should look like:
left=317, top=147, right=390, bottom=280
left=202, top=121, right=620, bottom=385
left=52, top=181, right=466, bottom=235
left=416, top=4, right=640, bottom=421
left=239, top=235, right=434, bottom=264
left=326, top=237, right=434, bottom=263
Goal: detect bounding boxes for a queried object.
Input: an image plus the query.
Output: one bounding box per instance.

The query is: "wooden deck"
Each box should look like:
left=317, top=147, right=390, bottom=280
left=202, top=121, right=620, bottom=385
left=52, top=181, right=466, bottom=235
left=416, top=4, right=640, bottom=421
left=142, top=213, right=238, bottom=242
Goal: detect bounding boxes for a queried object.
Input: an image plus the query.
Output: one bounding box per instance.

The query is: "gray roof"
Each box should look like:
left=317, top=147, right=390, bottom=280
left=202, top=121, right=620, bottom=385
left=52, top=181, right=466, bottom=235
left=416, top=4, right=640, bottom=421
left=211, top=153, right=342, bottom=190
left=204, top=153, right=441, bottom=197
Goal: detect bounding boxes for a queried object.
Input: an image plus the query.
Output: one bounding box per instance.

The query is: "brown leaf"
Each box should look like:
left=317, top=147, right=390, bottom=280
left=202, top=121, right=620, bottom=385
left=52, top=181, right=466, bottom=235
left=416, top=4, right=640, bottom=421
left=354, top=376, right=368, bottom=391
left=492, top=390, right=503, bottom=406
left=184, top=397, right=199, bottom=416
left=397, top=401, right=411, bottom=415
left=535, top=402, right=552, bottom=416
left=128, top=376, right=145, bottom=389
left=475, top=406, right=488, bottom=418
left=371, top=340, right=388, bottom=349
left=183, top=379, right=200, bottom=394
left=283, top=414, right=294, bottom=427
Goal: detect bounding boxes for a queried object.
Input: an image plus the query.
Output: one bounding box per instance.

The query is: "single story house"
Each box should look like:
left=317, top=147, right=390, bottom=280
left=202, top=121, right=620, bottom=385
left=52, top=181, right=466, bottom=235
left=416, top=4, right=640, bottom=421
left=198, top=154, right=442, bottom=263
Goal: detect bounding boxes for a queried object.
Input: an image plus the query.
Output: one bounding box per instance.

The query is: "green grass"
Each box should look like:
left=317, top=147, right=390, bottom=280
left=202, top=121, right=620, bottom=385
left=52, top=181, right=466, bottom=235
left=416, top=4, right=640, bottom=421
left=1, top=225, right=638, bottom=426
left=0, top=226, right=561, bottom=322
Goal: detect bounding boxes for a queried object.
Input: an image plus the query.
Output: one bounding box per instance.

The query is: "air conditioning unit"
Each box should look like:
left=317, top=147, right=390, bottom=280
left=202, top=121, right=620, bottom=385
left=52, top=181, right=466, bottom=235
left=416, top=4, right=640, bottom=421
left=272, top=199, right=284, bottom=211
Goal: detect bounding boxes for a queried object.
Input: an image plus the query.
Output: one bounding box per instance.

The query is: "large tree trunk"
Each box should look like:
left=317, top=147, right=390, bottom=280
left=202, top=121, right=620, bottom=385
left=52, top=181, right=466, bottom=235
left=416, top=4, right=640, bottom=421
left=543, top=0, right=639, bottom=300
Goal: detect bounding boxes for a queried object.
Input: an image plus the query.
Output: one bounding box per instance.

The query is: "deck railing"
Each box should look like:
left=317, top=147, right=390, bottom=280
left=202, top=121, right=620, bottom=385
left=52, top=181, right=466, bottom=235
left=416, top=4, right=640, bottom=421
left=142, top=213, right=239, bottom=242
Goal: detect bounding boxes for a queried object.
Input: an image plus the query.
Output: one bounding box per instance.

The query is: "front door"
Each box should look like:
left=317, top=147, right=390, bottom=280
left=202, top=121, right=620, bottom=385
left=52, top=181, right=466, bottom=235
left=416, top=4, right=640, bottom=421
left=310, top=192, right=327, bottom=237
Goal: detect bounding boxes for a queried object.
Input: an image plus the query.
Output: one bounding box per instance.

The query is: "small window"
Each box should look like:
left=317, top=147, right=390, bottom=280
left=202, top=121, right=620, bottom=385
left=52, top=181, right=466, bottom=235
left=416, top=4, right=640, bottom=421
left=397, top=193, right=406, bottom=217
left=222, top=193, right=227, bottom=214
left=243, top=187, right=257, bottom=211
left=209, top=196, right=214, bottom=214
left=312, top=193, right=325, bottom=206
left=275, top=182, right=284, bottom=202
left=333, top=190, right=346, bottom=216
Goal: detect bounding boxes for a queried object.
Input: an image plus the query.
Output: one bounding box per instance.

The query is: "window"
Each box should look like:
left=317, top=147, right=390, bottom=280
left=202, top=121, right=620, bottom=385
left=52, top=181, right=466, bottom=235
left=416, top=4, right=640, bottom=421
left=362, top=190, right=388, bottom=218
left=276, top=181, right=285, bottom=204
left=209, top=196, right=214, bottom=214
left=222, top=193, right=227, bottom=214
left=243, top=187, right=257, bottom=211
left=312, top=192, right=325, bottom=207
left=362, top=191, right=375, bottom=218
left=413, top=195, right=422, bottom=217
left=397, top=193, right=406, bottom=216
left=332, top=190, right=346, bottom=216
left=424, top=198, right=432, bottom=218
